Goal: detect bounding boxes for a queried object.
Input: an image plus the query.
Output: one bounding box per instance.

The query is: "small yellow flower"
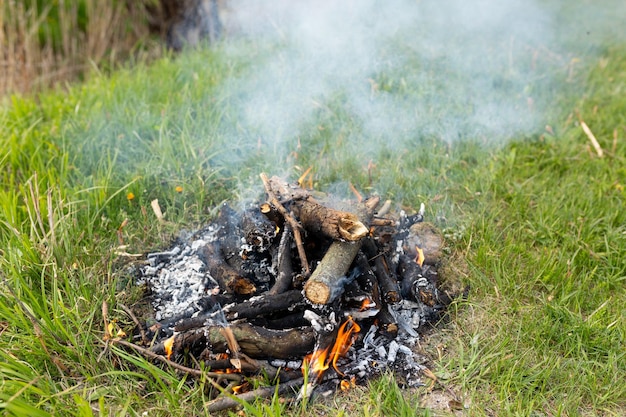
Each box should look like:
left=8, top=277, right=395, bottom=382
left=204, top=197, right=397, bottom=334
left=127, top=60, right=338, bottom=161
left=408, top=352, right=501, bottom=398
left=175, top=186, right=183, bottom=193
left=127, top=192, right=135, bottom=201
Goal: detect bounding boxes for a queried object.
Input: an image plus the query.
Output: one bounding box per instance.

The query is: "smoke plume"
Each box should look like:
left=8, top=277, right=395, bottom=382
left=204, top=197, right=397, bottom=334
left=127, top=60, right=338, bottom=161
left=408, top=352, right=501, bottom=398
left=210, top=0, right=625, bottom=186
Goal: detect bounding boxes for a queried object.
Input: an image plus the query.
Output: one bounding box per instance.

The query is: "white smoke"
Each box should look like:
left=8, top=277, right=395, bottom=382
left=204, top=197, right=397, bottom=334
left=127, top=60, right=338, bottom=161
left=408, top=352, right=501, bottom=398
left=211, top=0, right=625, bottom=177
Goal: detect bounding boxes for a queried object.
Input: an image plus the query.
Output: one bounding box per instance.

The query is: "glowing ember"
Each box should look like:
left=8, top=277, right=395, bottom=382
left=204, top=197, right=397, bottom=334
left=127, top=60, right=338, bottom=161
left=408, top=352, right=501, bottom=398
left=303, top=316, right=361, bottom=381
left=163, top=335, right=175, bottom=360
left=360, top=297, right=375, bottom=311
left=415, top=245, right=425, bottom=267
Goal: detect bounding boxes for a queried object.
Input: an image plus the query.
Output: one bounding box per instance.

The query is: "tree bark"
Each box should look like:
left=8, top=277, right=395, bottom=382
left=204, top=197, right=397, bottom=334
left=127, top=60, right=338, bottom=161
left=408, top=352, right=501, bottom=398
left=290, top=198, right=368, bottom=241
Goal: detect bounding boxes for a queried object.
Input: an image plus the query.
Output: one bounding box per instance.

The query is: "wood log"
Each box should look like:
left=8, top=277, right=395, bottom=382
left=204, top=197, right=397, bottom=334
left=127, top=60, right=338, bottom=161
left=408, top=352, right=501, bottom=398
left=152, top=323, right=315, bottom=359
left=304, top=196, right=380, bottom=305
left=303, top=240, right=362, bottom=305
left=199, top=242, right=256, bottom=296
left=268, top=225, right=294, bottom=295
left=362, top=238, right=401, bottom=304
left=223, top=290, right=305, bottom=321
left=290, top=198, right=369, bottom=241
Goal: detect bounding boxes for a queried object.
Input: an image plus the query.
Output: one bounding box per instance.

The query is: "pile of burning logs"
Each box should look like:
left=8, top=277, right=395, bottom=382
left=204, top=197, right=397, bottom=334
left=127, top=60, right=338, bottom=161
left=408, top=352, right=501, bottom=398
left=113, top=174, right=459, bottom=411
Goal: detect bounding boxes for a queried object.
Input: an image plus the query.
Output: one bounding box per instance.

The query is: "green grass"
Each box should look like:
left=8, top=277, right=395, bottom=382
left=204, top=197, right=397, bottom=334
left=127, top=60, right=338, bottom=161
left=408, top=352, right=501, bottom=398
left=1, top=9, right=626, bottom=417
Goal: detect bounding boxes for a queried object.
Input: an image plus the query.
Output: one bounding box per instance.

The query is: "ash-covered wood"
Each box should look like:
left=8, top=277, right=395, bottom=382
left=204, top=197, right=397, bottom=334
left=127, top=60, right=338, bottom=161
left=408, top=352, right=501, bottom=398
left=223, top=290, right=305, bottom=320
left=200, top=242, right=257, bottom=295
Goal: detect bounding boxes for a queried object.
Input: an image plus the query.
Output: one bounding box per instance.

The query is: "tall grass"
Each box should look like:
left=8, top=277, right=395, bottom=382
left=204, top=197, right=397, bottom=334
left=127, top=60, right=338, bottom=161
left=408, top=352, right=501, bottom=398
left=0, top=0, right=156, bottom=96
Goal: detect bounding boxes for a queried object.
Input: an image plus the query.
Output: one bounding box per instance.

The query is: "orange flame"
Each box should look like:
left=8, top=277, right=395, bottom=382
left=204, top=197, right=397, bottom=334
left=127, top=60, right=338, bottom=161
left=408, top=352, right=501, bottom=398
left=163, top=335, right=175, bottom=360
left=415, top=245, right=425, bottom=267
left=359, top=297, right=375, bottom=311
left=304, top=316, right=361, bottom=381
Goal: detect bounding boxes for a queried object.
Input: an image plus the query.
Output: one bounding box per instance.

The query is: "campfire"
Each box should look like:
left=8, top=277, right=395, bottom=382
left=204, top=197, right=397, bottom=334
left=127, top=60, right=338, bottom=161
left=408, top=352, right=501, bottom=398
left=116, top=173, right=459, bottom=411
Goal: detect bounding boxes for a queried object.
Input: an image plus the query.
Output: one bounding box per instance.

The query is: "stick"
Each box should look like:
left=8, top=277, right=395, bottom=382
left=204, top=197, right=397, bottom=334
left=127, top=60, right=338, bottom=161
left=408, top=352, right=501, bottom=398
left=224, top=290, right=304, bottom=320
left=260, top=173, right=310, bottom=276
left=581, top=121, right=604, bottom=157
left=118, top=303, right=149, bottom=345
left=207, top=377, right=304, bottom=412
left=111, top=338, right=242, bottom=382
left=268, top=225, right=294, bottom=295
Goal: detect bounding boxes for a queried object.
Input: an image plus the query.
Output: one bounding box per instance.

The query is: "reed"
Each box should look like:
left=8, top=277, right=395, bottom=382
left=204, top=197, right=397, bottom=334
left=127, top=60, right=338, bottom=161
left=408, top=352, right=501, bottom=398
left=0, top=0, right=155, bottom=96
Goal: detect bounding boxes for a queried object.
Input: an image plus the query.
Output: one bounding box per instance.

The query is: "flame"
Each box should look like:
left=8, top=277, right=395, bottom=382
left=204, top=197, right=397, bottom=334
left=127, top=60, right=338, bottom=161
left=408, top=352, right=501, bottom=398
left=359, top=297, right=375, bottom=311
left=340, top=376, right=357, bottom=391
left=415, top=245, right=425, bottom=267
left=232, top=381, right=250, bottom=394
left=163, top=335, right=175, bottom=360
left=303, top=316, right=361, bottom=381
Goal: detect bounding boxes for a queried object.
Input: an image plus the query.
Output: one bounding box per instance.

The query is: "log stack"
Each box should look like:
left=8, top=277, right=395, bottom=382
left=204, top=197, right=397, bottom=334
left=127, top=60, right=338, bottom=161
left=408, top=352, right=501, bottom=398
left=119, top=174, right=462, bottom=411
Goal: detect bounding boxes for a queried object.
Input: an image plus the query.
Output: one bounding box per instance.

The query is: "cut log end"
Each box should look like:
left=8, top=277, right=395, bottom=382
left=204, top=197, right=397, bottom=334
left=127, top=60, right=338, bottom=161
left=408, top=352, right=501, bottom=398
left=338, top=216, right=369, bottom=241
left=303, top=280, right=331, bottom=305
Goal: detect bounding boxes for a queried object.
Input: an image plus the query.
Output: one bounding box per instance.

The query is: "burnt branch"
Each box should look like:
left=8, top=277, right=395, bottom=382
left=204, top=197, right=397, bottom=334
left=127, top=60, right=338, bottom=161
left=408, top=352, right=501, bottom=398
left=200, top=242, right=257, bottom=296
left=223, top=290, right=305, bottom=321
left=152, top=323, right=315, bottom=360
left=260, top=173, right=310, bottom=276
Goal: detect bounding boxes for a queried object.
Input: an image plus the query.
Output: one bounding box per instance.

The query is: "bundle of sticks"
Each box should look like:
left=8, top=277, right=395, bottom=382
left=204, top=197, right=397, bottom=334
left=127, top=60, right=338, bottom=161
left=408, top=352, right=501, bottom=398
left=112, top=173, right=457, bottom=411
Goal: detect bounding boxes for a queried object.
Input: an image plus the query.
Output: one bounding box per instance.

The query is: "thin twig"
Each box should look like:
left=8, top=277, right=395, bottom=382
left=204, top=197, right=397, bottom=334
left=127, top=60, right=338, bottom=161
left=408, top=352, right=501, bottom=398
left=207, top=377, right=304, bottom=412
left=118, top=303, right=149, bottom=345
left=260, top=173, right=310, bottom=276
left=110, top=338, right=242, bottom=382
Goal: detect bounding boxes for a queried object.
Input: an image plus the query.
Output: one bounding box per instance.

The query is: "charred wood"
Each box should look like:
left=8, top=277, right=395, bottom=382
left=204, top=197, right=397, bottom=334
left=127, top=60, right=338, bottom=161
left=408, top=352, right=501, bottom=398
left=398, top=255, right=452, bottom=307
left=268, top=225, right=294, bottom=295
left=257, top=312, right=309, bottom=330
left=199, top=242, right=256, bottom=296
left=376, top=307, right=399, bottom=339
left=223, top=290, right=305, bottom=321
left=241, top=207, right=277, bottom=250
left=362, top=239, right=401, bottom=304
left=260, top=173, right=310, bottom=276
left=152, top=323, right=315, bottom=359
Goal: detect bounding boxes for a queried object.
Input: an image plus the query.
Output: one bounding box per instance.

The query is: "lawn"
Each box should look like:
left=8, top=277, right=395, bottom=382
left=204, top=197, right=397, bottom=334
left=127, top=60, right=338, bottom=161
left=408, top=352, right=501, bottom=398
left=1, top=1, right=625, bottom=416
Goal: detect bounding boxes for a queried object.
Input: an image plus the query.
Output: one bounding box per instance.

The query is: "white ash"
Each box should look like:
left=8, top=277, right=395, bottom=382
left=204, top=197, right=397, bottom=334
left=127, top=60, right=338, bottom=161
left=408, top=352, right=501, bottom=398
left=329, top=300, right=431, bottom=388
left=138, top=226, right=220, bottom=321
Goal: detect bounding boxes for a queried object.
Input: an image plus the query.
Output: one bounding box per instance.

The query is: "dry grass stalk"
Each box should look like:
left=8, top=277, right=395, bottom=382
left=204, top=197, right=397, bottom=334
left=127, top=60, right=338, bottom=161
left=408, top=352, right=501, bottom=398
left=0, top=1, right=152, bottom=96
left=581, top=121, right=604, bottom=157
